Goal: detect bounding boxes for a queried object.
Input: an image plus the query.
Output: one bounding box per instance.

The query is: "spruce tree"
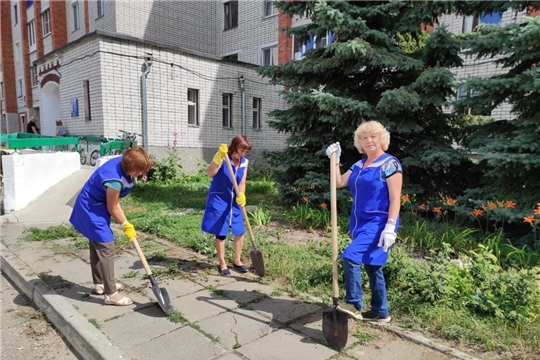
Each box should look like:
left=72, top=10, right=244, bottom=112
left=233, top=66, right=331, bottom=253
left=456, top=13, right=540, bottom=210
left=259, top=0, right=474, bottom=206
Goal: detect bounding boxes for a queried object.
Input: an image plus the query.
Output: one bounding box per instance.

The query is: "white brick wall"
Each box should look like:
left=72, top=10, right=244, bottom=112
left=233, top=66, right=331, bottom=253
left=37, top=34, right=287, bottom=154
left=66, top=0, right=87, bottom=43
left=217, top=0, right=280, bottom=65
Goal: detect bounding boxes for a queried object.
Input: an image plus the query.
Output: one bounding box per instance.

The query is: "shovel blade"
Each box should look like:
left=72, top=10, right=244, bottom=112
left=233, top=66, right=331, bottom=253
left=322, top=308, right=348, bottom=350
left=151, top=285, right=174, bottom=313
left=250, top=249, right=265, bottom=277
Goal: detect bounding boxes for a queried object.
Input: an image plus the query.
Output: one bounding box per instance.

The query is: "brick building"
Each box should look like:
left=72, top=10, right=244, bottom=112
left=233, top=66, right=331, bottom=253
left=0, top=0, right=289, bottom=168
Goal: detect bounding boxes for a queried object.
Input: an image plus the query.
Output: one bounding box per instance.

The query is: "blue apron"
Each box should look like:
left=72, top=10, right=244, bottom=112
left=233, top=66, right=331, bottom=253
left=342, top=153, right=401, bottom=265
left=201, top=154, right=248, bottom=237
left=69, top=157, right=134, bottom=242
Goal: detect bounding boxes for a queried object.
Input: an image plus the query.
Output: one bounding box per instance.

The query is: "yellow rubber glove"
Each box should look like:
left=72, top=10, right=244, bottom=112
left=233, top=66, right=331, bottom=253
left=236, top=192, right=246, bottom=207
left=122, top=221, right=136, bottom=242
left=212, top=144, right=228, bottom=165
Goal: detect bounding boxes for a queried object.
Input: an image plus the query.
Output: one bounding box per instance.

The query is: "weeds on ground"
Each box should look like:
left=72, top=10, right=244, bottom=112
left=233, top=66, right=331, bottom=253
left=20, top=225, right=82, bottom=242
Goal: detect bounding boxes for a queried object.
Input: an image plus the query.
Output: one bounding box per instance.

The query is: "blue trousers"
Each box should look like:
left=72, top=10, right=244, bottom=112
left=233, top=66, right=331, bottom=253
left=342, top=257, right=389, bottom=317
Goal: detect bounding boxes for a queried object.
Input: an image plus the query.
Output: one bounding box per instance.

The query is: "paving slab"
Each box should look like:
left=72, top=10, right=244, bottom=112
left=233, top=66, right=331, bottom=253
left=249, top=295, right=322, bottom=324
left=100, top=305, right=186, bottom=349
left=214, top=353, right=244, bottom=360
left=125, top=325, right=226, bottom=360
left=236, top=327, right=337, bottom=360
left=175, top=289, right=239, bottom=323
left=216, top=279, right=276, bottom=304
left=196, top=307, right=278, bottom=349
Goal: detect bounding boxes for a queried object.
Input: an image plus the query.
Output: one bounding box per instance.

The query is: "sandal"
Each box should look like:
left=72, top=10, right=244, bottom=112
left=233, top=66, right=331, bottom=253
left=93, top=283, right=124, bottom=295
left=104, top=292, right=133, bottom=306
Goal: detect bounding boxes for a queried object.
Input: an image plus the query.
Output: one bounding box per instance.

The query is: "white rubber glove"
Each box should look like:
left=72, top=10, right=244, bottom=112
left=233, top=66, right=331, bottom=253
left=378, top=224, right=396, bottom=252
left=325, top=142, right=341, bottom=164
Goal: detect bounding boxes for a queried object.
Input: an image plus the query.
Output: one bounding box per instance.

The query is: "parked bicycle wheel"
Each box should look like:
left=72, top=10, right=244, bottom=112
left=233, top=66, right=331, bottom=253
left=79, top=148, right=88, bottom=165
left=89, top=150, right=100, bottom=166
left=71, top=147, right=87, bottom=165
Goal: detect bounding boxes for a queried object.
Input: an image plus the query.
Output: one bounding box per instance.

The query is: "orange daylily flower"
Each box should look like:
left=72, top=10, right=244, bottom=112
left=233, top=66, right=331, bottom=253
left=418, top=203, right=426, bottom=210
left=401, top=194, right=410, bottom=203
left=504, top=200, right=516, bottom=208
left=534, top=208, right=540, bottom=215
left=487, top=201, right=497, bottom=210
left=433, top=207, right=442, bottom=213
left=320, top=202, right=328, bottom=209
left=523, top=215, right=535, bottom=224
left=446, top=198, right=457, bottom=206
left=302, top=196, right=309, bottom=202
left=471, top=209, right=483, bottom=217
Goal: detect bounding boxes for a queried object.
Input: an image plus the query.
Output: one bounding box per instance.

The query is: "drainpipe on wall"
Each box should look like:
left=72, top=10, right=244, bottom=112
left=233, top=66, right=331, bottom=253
left=239, top=76, right=246, bottom=135
left=141, top=56, right=152, bottom=149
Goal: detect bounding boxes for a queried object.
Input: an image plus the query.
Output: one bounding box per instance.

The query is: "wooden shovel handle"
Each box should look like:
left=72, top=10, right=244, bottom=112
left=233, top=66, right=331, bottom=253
left=132, top=237, right=153, bottom=276
left=224, top=155, right=258, bottom=251
left=330, top=152, right=339, bottom=299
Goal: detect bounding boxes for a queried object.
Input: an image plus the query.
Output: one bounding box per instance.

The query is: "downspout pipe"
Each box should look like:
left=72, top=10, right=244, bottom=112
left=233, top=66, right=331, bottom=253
left=239, top=76, right=246, bottom=135
left=141, top=57, right=152, bottom=149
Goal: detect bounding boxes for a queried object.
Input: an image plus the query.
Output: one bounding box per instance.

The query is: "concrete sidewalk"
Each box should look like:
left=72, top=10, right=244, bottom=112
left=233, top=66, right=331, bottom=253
left=0, top=168, right=478, bottom=360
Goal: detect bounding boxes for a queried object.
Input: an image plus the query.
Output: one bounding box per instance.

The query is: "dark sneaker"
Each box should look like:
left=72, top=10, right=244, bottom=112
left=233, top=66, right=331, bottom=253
left=336, top=303, right=362, bottom=320
left=362, top=311, right=391, bottom=323
left=217, top=267, right=231, bottom=276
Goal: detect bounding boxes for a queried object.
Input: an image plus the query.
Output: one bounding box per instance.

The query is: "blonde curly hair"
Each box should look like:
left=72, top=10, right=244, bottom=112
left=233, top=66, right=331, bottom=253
left=353, top=120, right=390, bottom=154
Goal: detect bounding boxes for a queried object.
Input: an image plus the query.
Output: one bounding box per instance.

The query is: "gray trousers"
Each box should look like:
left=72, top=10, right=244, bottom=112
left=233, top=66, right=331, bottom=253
left=89, top=240, right=118, bottom=295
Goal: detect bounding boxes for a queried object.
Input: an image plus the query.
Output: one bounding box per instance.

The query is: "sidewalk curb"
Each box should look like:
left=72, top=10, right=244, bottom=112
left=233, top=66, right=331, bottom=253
left=375, top=323, right=480, bottom=360
left=0, top=245, right=128, bottom=360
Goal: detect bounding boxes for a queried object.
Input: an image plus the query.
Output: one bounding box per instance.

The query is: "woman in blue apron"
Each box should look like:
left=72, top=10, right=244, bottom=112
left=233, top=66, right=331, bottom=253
left=202, top=135, right=253, bottom=275
left=326, top=121, right=402, bottom=323
left=70, top=147, right=151, bottom=306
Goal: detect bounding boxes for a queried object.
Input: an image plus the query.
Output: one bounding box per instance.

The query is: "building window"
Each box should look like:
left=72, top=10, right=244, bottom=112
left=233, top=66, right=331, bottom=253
left=263, top=0, right=275, bottom=17
left=224, top=1, right=238, bottom=30
left=14, top=42, right=21, bottom=62
left=28, top=21, right=36, bottom=52
left=13, top=4, right=18, bottom=25
left=187, top=88, right=199, bottom=126
left=97, top=0, right=105, bottom=18
left=253, top=98, right=262, bottom=130
left=262, top=46, right=278, bottom=66
left=293, top=31, right=334, bottom=60
left=31, top=66, right=38, bottom=87
left=83, top=80, right=91, bottom=120
left=17, top=78, right=24, bottom=98
left=72, top=2, right=80, bottom=30
left=42, top=9, right=51, bottom=36
left=479, top=12, right=502, bottom=25
left=222, top=94, right=233, bottom=128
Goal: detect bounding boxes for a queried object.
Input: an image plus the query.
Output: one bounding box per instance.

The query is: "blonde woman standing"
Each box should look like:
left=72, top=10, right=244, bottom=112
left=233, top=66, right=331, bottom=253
left=326, top=120, right=402, bottom=323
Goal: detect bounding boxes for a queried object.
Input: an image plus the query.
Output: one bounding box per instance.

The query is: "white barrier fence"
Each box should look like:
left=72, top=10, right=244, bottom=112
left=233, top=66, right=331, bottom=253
left=2, top=151, right=81, bottom=212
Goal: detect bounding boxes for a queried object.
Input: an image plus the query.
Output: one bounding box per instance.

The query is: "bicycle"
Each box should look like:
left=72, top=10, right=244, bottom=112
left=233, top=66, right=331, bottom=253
left=88, top=131, right=141, bottom=166
left=71, top=136, right=88, bottom=165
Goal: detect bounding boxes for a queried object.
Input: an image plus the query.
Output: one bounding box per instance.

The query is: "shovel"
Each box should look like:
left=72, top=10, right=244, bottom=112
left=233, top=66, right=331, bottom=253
left=322, top=151, right=348, bottom=350
left=132, top=237, right=174, bottom=314
left=224, top=155, right=265, bottom=277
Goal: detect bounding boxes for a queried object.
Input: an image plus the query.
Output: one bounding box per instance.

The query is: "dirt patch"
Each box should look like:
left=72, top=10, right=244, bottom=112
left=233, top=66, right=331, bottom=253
left=0, top=274, right=80, bottom=359
left=256, top=220, right=330, bottom=247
